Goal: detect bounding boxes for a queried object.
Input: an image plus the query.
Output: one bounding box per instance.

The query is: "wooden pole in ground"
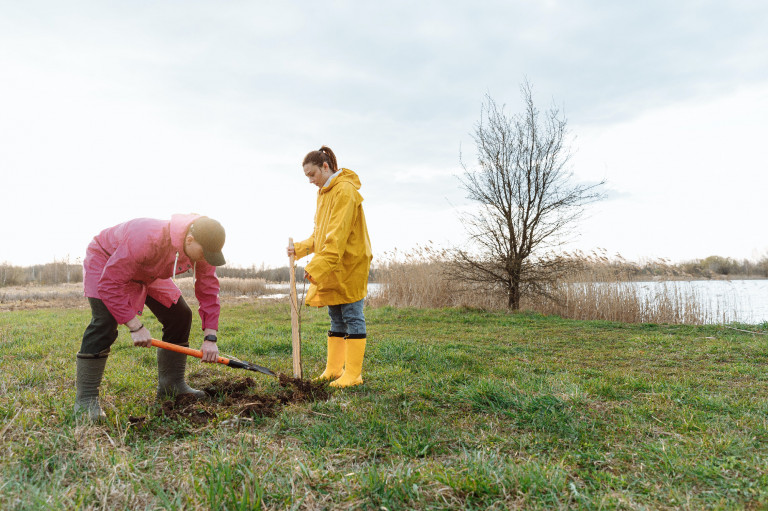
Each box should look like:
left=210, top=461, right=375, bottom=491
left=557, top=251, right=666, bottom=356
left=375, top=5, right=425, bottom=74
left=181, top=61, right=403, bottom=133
left=288, top=237, right=302, bottom=378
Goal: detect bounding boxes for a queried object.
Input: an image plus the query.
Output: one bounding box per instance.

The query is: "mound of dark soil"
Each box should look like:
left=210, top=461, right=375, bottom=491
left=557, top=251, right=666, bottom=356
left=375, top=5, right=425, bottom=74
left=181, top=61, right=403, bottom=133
left=277, top=373, right=332, bottom=403
left=145, top=375, right=332, bottom=426
left=203, top=377, right=281, bottom=417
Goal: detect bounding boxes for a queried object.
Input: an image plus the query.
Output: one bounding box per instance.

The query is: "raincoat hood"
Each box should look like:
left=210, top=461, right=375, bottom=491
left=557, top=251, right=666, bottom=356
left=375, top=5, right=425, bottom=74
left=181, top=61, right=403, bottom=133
left=169, top=213, right=197, bottom=254
left=321, top=168, right=361, bottom=194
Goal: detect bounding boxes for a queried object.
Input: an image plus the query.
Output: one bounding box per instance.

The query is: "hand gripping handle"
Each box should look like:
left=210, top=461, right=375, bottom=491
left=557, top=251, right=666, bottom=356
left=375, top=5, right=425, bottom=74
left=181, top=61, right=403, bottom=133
left=150, top=338, right=231, bottom=365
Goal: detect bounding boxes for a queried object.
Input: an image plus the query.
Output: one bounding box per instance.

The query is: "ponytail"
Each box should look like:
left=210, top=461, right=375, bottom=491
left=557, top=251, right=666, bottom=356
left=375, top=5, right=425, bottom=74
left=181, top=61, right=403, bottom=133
left=302, top=145, right=338, bottom=172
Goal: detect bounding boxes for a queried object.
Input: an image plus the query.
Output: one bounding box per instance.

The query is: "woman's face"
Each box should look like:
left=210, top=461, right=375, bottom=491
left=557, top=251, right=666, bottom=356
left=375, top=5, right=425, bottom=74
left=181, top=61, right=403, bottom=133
left=303, top=162, right=333, bottom=188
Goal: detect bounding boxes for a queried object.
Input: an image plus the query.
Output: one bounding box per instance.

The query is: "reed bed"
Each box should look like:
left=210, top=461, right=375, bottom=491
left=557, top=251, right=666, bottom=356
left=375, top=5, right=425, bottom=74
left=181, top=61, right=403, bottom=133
left=176, top=276, right=268, bottom=297
left=370, top=248, right=741, bottom=324
left=0, top=278, right=271, bottom=311
left=0, top=278, right=269, bottom=302
left=0, top=256, right=745, bottom=325
left=0, top=283, right=83, bottom=302
left=0, top=283, right=85, bottom=310
left=368, top=260, right=505, bottom=309
left=522, top=278, right=714, bottom=324
left=369, top=246, right=506, bottom=309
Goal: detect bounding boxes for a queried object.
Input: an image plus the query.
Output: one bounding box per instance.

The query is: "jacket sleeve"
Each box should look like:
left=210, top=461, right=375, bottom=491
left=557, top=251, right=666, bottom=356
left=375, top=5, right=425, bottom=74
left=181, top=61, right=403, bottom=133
left=97, top=242, right=144, bottom=324
left=194, top=261, right=221, bottom=330
left=292, top=233, right=315, bottom=261
left=305, top=186, right=358, bottom=284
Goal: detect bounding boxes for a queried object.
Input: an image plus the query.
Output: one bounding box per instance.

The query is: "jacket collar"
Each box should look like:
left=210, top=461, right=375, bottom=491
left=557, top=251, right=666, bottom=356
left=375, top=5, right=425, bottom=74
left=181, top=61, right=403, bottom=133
left=319, top=168, right=360, bottom=194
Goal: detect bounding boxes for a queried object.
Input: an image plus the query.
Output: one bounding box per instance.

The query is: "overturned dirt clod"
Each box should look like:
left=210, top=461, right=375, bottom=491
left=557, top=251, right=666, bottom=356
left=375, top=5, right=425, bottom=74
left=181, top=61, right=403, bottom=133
left=127, top=415, right=147, bottom=426
left=203, top=377, right=258, bottom=399
left=278, top=373, right=332, bottom=402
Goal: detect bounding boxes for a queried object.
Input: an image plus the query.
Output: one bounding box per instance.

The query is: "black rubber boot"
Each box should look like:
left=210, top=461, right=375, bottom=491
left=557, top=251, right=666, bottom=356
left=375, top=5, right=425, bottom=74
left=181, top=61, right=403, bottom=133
left=156, top=347, right=207, bottom=400
left=74, top=355, right=108, bottom=421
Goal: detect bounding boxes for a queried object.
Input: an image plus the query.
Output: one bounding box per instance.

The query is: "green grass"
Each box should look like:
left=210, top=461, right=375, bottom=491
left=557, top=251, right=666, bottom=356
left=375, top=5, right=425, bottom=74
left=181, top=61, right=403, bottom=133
left=2, top=302, right=768, bottom=509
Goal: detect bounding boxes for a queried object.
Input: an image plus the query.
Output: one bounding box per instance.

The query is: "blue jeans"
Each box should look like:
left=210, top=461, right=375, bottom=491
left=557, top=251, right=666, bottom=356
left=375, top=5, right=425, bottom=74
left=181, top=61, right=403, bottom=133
left=327, top=299, right=366, bottom=337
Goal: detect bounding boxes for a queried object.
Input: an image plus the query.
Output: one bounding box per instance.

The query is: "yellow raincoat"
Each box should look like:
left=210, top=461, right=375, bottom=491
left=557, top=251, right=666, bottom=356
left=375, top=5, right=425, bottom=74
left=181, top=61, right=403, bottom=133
left=294, top=168, right=372, bottom=307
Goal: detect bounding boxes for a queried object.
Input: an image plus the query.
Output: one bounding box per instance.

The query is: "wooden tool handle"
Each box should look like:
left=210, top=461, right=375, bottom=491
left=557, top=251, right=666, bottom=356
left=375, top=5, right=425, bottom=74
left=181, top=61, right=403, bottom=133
left=288, top=237, right=302, bottom=378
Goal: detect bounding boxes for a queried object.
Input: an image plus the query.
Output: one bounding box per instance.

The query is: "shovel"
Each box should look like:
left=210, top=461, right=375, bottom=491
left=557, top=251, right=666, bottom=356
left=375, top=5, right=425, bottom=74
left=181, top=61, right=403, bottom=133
left=150, top=339, right=277, bottom=377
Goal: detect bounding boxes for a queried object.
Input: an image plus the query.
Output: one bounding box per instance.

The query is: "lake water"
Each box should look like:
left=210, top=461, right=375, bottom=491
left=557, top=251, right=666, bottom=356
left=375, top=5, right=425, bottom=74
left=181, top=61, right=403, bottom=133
left=629, top=279, right=767, bottom=324
left=264, top=282, right=382, bottom=300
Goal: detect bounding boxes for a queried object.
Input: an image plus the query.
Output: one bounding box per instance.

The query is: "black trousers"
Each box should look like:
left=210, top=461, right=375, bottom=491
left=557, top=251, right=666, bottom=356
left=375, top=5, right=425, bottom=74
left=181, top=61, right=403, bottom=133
left=79, top=295, right=192, bottom=357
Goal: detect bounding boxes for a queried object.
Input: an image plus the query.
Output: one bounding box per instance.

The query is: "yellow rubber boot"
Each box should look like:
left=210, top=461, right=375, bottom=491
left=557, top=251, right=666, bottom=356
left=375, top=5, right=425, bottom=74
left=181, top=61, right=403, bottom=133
left=331, top=336, right=366, bottom=388
left=315, top=332, right=346, bottom=381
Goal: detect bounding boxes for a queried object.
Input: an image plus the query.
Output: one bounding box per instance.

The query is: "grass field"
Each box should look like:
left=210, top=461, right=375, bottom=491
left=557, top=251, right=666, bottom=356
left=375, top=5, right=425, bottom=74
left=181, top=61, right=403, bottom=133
left=2, top=301, right=768, bottom=509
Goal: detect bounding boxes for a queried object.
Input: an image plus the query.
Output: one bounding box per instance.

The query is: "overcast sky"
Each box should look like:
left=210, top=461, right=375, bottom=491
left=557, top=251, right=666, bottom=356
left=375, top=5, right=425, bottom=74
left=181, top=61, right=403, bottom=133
left=1, top=0, right=766, bottom=268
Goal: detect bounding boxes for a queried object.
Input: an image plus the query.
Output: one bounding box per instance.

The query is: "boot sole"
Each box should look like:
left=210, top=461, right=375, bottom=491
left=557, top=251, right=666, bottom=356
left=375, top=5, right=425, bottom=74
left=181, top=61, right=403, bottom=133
left=330, top=378, right=363, bottom=388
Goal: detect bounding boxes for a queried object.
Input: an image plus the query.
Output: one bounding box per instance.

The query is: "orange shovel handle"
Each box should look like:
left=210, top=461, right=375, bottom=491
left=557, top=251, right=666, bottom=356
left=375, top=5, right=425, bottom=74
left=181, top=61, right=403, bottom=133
left=150, top=338, right=231, bottom=365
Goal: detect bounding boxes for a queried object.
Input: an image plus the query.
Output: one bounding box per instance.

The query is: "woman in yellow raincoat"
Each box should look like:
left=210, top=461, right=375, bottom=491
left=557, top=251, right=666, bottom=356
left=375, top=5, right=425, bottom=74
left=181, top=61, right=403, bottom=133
left=287, top=146, right=372, bottom=387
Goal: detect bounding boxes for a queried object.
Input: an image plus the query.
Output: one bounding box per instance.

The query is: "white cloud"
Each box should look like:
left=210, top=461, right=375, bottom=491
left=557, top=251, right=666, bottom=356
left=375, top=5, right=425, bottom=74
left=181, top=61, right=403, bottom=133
left=1, top=0, right=767, bottom=267
left=571, top=83, right=768, bottom=261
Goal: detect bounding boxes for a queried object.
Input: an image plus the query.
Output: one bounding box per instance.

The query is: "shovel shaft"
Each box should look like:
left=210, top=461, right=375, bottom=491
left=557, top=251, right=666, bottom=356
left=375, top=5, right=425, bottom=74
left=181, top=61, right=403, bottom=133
left=150, top=338, right=277, bottom=377
left=150, top=338, right=231, bottom=365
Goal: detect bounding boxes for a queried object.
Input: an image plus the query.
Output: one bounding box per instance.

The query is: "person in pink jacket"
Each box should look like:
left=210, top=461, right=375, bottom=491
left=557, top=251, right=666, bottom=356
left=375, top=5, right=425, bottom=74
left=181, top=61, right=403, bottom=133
left=75, top=213, right=226, bottom=420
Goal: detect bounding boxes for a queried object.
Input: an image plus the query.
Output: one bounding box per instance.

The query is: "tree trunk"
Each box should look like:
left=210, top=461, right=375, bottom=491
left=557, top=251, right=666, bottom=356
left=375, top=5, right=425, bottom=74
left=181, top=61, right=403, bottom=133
left=508, top=280, right=521, bottom=310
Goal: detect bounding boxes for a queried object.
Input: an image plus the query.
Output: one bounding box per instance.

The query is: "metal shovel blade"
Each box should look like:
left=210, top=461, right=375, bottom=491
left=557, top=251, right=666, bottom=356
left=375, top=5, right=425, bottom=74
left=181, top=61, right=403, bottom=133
left=227, top=359, right=277, bottom=377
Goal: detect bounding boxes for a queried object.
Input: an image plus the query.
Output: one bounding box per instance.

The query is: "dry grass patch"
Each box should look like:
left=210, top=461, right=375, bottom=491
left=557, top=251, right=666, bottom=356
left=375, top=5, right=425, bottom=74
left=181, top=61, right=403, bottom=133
left=0, top=278, right=272, bottom=311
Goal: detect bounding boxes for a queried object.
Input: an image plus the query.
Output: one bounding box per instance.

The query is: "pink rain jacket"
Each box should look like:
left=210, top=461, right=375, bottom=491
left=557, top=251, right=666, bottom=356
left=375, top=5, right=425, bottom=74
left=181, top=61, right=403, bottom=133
left=83, top=214, right=220, bottom=330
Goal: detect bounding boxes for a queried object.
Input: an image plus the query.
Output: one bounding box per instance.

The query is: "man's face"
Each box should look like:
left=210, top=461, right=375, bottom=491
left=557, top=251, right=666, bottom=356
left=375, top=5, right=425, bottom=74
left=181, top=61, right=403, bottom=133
left=303, top=163, right=332, bottom=188
left=184, top=236, right=205, bottom=262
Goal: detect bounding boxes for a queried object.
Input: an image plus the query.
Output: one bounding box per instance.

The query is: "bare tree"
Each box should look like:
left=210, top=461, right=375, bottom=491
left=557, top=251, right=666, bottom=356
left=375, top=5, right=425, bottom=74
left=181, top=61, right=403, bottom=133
left=454, top=81, right=604, bottom=310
